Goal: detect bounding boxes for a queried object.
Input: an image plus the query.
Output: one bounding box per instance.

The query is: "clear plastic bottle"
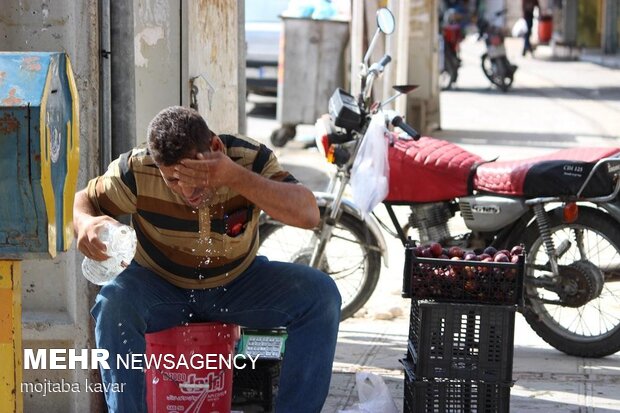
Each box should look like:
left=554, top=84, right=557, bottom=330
left=81, top=222, right=137, bottom=285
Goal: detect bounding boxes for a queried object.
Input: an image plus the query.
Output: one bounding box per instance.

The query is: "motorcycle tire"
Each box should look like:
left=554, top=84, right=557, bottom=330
left=521, top=207, right=620, bottom=357
left=258, top=210, right=381, bottom=321
left=270, top=124, right=296, bottom=148
left=481, top=54, right=513, bottom=92
left=440, top=48, right=459, bottom=90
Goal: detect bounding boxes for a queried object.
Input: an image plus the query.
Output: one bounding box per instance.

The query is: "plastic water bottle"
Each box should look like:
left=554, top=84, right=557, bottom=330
left=81, top=223, right=137, bottom=285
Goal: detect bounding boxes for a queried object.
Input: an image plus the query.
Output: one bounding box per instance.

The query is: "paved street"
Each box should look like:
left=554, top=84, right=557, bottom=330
left=246, top=35, right=620, bottom=412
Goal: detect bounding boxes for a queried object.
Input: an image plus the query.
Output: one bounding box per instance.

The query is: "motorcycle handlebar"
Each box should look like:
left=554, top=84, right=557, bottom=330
left=391, top=116, right=421, bottom=140
left=364, top=54, right=392, bottom=102
left=378, top=54, right=392, bottom=67
left=368, top=54, right=392, bottom=76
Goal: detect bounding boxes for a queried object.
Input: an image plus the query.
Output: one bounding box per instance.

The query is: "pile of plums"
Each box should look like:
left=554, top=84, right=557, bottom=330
left=408, top=243, right=524, bottom=304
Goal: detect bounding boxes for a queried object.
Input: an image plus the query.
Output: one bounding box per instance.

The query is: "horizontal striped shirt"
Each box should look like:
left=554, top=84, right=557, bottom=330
left=86, top=134, right=298, bottom=289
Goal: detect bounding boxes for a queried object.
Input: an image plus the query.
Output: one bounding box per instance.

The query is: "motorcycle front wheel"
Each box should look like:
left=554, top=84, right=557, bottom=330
left=481, top=54, right=513, bottom=92
left=258, top=211, right=381, bottom=320
left=523, top=207, right=620, bottom=357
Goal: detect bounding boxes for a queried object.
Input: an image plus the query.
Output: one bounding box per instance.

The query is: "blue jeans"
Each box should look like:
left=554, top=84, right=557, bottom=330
left=91, top=256, right=341, bottom=413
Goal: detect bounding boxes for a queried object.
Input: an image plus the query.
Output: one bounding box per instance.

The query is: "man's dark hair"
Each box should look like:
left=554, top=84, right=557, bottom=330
left=147, top=106, right=214, bottom=166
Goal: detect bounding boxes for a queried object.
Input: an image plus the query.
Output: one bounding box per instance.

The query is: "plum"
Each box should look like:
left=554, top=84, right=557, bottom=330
left=448, top=246, right=465, bottom=258
left=483, top=246, right=497, bottom=257
left=430, top=242, right=443, bottom=257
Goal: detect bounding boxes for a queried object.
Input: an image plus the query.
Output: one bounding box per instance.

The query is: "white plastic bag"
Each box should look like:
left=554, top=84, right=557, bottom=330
left=350, top=114, right=390, bottom=216
left=338, top=372, right=399, bottom=413
left=512, top=18, right=527, bottom=37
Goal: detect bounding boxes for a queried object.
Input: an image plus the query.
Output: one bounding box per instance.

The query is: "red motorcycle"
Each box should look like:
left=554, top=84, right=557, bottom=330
left=258, top=8, right=620, bottom=358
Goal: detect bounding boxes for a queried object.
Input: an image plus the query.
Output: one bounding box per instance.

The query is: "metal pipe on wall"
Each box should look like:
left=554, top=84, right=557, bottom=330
left=110, top=0, right=137, bottom=158
left=99, top=0, right=112, bottom=173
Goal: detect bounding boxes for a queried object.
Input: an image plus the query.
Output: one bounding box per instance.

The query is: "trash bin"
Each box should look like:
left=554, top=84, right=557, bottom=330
left=538, top=14, right=553, bottom=44
left=271, top=16, right=349, bottom=147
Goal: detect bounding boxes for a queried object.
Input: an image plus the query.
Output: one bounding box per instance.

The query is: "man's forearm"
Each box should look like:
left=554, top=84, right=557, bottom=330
left=230, top=168, right=319, bottom=229
left=73, top=189, right=100, bottom=235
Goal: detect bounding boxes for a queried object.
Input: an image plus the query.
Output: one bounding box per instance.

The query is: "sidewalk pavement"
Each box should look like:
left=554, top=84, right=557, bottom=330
left=246, top=33, right=620, bottom=413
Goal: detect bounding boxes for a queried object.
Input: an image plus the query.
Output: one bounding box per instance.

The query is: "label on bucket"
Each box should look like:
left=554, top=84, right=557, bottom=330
left=150, top=370, right=231, bottom=413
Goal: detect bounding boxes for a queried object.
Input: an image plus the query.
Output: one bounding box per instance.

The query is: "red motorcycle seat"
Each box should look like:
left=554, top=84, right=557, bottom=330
left=386, top=136, right=483, bottom=202
left=474, top=147, right=620, bottom=197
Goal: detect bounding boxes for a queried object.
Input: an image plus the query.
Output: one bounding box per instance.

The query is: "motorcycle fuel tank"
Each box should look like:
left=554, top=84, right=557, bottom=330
left=459, top=195, right=528, bottom=232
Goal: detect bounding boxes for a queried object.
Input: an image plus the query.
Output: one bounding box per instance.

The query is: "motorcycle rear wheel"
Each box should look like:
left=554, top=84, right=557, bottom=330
left=523, top=207, right=620, bottom=357
left=258, top=211, right=381, bottom=321
left=440, top=48, right=459, bottom=90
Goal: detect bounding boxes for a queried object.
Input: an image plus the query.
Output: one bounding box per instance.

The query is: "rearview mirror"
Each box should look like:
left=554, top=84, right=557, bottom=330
left=377, top=8, right=395, bottom=34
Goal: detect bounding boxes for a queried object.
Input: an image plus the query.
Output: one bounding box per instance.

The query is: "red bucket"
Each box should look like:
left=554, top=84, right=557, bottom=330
left=146, top=322, right=241, bottom=413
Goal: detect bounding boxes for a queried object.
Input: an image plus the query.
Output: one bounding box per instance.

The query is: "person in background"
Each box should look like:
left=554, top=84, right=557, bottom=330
left=73, top=106, right=342, bottom=413
left=522, top=0, right=540, bottom=56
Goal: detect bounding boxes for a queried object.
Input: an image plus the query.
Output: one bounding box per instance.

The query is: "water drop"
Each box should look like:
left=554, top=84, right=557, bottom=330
left=123, top=339, right=127, bottom=344
left=152, top=377, right=159, bottom=384
left=189, top=313, right=194, bottom=318
left=118, top=322, right=123, bottom=327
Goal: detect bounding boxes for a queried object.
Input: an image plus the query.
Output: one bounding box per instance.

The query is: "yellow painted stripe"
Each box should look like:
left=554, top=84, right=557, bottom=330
left=63, top=55, right=80, bottom=251
left=40, top=60, right=57, bottom=257
left=0, top=261, right=22, bottom=413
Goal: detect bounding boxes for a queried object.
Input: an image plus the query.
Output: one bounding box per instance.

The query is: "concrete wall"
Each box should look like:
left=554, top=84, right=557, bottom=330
left=405, top=0, right=441, bottom=133
left=0, top=1, right=102, bottom=412
left=133, top=0, right=183, bottom=145
left=133, top=0, right=244, bottom=144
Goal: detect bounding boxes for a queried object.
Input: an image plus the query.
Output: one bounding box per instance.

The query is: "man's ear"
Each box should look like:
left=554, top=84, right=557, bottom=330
left=210, top=135, right=223, bottom=152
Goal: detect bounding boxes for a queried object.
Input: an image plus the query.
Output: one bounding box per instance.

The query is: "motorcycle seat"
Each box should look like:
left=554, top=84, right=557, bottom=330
left=473, top=147, right=620, bottom=198
left=386, top=136, right=483, bottom=202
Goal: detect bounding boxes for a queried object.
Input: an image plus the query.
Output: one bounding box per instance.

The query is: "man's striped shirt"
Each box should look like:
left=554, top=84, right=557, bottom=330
left=86, top=134, right=298, bottom=289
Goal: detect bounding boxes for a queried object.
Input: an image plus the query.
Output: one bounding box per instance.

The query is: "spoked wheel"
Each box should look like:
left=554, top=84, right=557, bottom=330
left=523, top=207, right=620, bottom=357
left=258, top=211, right=381, bottom=320
left=481, top=54, right=514, bottom=92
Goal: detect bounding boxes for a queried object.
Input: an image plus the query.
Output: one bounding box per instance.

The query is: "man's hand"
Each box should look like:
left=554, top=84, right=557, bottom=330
left=75, top=214, right=120, bottom=261
left=174, top=151, right=319, bottom=228
left=174, top=152, right=240, bottom=189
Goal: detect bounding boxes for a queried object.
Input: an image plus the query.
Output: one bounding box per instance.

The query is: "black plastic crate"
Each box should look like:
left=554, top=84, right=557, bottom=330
left=402, top=245, right=525, bottom=306
left=402, top=359, right=511, bottom=413
left=232, top=359, right=281, bottom=412
left=408, top=302, right=516, bottom=382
